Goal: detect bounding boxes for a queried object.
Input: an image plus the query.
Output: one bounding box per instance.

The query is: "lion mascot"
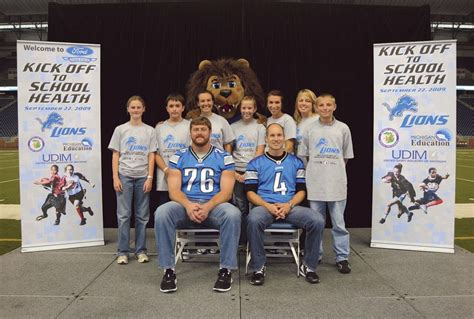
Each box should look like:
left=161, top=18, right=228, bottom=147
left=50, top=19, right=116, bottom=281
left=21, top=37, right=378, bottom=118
left=185, top=58, right=266, bottom=123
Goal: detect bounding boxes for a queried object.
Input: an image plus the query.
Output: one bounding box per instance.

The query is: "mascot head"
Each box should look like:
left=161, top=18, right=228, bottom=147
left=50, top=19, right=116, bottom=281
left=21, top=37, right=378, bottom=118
left=186, top=58, right=265, bottom=121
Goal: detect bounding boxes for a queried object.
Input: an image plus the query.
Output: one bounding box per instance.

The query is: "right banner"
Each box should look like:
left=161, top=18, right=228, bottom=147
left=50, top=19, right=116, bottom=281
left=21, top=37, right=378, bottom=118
left=371, top=40, right=456, bottom=253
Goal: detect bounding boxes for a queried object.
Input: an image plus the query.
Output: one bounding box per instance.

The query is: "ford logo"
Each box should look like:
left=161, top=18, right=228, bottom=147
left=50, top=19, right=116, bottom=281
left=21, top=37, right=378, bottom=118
left=66, top=46, right=93, bottom=56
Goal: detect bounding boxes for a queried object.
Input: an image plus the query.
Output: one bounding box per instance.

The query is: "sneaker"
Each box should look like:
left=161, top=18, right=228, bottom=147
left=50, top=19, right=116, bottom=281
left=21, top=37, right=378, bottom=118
left=87, top=207, right=94, bottom=216
left=117, top=255, right=128, bottom=265
left=250, top=266, right=266, bottom=286
left=213, top=268, right=232, bottom=292
left=397, top=211, right=404, bottom=218
left=196, top=248, right=207, bottom=255
left=379, top=218, right=386, bottom=224
left=207, top=248, right=219, bottom=254
left=420, top=204, right=428, bottom=214
left=160, top=269, right=177, bottom=293
left=80, top=218, right=87, bottom=226
left=54, top=219, right=60, bottom=225
left=181, top=249, right=190, bottom=260
left=407, top=212, right=413, bottom=222
left=336, top=260, right=351, bottom=274
left=299, top=263, right=320, bottom=284
left=136, top=253, right=149, bottom=263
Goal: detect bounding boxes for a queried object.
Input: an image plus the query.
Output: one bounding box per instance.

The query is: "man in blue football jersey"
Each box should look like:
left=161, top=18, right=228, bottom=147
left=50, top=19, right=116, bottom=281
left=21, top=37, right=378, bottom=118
left=154, top=116, right=241, bottom=293
left=245, top=123, right=325, bottom=285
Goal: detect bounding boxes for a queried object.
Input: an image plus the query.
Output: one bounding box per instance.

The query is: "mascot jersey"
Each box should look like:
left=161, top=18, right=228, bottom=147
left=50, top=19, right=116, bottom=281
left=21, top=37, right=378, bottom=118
left=245, top=152, right=305, bottom=203
left=169, top=146, right=235, bottom=201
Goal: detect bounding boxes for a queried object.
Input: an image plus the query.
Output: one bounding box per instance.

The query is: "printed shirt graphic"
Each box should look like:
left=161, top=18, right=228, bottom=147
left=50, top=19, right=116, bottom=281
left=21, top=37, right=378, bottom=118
left=296, top=116, right=319, bottom=166
left=207, top=113, right=235, bottom=150
left=245, top=153, right=305, bottom=203
left=64, top=173, right=86, bottom=196
left=155, top=119, right=190, bottom=190
left=108, top=122, right=158, bottom=178
left=231, top=119, right=266, bottom=171
left=168, top=146, right=235, bottom=201
left=299, top=118, right=354, bottom=201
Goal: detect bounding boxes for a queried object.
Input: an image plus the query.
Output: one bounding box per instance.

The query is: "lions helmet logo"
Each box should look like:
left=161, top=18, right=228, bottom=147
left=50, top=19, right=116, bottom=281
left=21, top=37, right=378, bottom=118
left=36, top=112, right=64, bottom=132
left=383, top=95, right=418, bottom=121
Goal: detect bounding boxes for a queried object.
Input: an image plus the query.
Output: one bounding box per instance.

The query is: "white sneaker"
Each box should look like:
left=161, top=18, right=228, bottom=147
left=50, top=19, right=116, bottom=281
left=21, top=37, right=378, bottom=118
left=117, top=255, right=128, bottom=265
left=420, top=204, right=428, bottom=214
left=136, top=253, right=149, bottom=263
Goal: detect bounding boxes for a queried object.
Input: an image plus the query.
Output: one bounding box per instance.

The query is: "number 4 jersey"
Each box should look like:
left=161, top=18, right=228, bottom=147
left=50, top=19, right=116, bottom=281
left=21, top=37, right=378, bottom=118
left=245, top=152, right=305, bottom=203
left=169, top=146, right=235, bottom=201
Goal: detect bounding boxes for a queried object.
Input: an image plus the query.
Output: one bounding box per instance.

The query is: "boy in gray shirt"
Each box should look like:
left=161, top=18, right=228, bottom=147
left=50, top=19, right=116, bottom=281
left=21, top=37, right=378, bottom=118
left=299, top=93, right=354, bottom=274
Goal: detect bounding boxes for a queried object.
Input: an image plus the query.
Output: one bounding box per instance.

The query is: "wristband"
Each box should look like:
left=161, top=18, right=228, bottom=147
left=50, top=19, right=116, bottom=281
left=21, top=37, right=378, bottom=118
left=147, top=175, right=153, bottom=179
left=288, top=201, right=294, bottom=209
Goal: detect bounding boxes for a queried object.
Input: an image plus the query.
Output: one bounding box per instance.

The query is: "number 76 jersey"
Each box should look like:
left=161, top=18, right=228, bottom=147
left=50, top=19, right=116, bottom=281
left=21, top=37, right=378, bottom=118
left=245, top=153, right=305, bottom=203
left=169, top=146, right=235, bottom=202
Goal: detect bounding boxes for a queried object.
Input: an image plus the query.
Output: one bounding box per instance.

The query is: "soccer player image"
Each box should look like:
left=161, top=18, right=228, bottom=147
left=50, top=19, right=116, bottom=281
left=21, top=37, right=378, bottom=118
left=408, top=168, right=449, bottom=214
left=245, top=123, right=325, bottom=285
left=154, top=116, right=241, bottom=293
left=380, top=163, right=416, bottom=224
left=63, top=164, right=95, bottom=226
left=34, top=164, right=66, bottom=226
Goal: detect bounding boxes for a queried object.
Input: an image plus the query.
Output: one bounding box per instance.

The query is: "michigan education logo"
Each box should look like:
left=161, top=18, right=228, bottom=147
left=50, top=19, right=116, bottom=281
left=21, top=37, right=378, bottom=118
left=28, top=136, right=45, bottom=152
left=378, top=128, right=399, bottom=148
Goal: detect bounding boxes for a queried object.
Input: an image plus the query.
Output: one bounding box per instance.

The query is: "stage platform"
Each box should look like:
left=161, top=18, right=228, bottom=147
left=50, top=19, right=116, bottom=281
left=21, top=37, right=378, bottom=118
left=1, top=228, right=473, bottom=318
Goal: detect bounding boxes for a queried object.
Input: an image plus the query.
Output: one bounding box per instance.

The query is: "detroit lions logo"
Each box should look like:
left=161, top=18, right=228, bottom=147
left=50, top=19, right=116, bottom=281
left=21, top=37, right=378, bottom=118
left=36, top=112, right=64, bottom=132
left=126, top=137, right=137, bottom=146
left=164, top=134, right=174, bottom=143
left=315, top=138, right=328, bottom=149
left=383, top=95, right=418, bottom=121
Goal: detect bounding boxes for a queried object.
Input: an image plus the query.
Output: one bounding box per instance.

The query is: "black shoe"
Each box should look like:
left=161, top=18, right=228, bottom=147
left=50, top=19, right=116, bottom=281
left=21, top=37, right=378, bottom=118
left=379, top=218, right=386, bottom=224
left=397, top=211, right=403, bottom=218
left=54, top=219, right=60, bottom=225
left=299, top=263, right=320, bottom=284
left=213, top=268, right=232, bottom=292
left=407, top=212, right=413, bottom=222
left=250, top=266, right=266, bottom=286
left=87, top=207, right=94, bottom=216
left=80, top=218, right=87, bottom=226
left=336, top=260, right=351, bottom=274
left=160, top=269, right=177, bottom=293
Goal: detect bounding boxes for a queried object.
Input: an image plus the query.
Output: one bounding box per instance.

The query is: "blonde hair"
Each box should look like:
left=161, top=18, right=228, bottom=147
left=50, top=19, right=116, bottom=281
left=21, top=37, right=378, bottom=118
left=126, top=95, right=146, bottom=108
left=293, top=89, right=317, bottom=124
left=315, top=93, right=336, bottom=106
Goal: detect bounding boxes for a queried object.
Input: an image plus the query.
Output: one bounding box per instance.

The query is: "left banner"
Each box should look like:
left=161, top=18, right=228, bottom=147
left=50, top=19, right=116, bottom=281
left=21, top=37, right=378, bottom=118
left=17, top=40, right=104, bottom=252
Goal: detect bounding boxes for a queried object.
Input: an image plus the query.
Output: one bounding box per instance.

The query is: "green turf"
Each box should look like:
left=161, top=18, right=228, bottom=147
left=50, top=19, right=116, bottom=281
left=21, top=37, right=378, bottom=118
left=0, top=150, right=20, bottom=204
left=456, top=149, right=474, bottom=204
left=0, top=241, right=21, bottom=256
left=0, top=219, right=21, bottom=256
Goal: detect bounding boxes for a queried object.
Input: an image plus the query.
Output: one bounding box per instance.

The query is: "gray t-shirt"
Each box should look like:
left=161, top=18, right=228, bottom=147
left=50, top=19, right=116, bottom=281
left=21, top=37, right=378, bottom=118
left=299, top=118, right=354, bottom=201
left=155, top=119, right=190, bottom=191
left=108, top=122, right=158, bottom=178
left=296, top=115, right=319, bottom=166
left=266, top=113, right=297, bottom=140
left=206, top=113, right=235, bottom=150
left=231, top=119, right=266, bottom=172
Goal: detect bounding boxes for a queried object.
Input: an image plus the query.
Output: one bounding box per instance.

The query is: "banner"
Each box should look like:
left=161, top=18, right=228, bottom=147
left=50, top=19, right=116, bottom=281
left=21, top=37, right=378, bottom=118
left=371, top=40, right=456, bottom=253
left=17, top=40, right=104, bottom=252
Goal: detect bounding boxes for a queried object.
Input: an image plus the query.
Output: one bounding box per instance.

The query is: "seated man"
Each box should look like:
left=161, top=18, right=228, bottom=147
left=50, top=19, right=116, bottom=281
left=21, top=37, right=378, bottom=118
left=154, top=116, right=241, bottom=293
left=245, top=123, right=325, bottom=285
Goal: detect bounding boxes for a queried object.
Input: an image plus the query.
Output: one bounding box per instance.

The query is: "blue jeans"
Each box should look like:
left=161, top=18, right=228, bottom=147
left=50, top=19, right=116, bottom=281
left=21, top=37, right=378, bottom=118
left=309, top=200, right=349, bottom=262
left=247, top=205, right=325, bottom=272
left=116, top=174, right=150, bottom=256
left=154, top=201, right=241, bottom=270
left=232, top=180, right=249, bottom=243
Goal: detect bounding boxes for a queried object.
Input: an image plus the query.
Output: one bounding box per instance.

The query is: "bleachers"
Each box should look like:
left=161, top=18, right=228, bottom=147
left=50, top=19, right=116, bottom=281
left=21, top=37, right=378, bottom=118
left=457, top=97, right=474, bottom=136
left=0, top=99, right=18, bottom=137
